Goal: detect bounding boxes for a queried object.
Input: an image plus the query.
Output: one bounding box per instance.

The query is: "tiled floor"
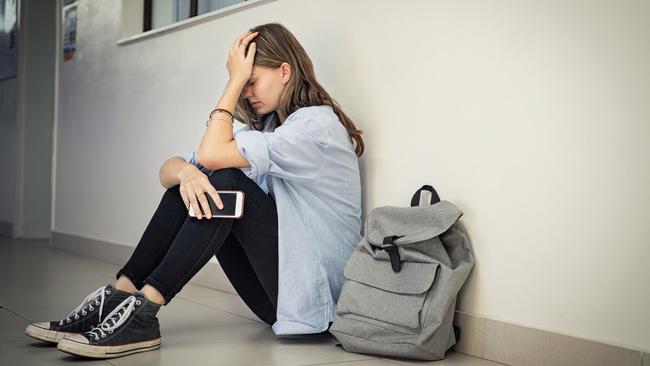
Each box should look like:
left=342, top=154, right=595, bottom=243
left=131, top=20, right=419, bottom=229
left=0, top=237, right=505, bottom=366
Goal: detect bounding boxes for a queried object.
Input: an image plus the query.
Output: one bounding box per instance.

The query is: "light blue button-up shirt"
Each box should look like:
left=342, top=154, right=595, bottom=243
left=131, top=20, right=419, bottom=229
left=183, top=105, right=362, bottom=335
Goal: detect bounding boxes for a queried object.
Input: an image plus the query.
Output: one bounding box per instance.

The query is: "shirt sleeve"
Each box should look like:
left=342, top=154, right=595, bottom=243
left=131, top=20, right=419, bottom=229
left=181, top=150, right=212, bottom=175
left=180, top=122, right=251, bottom=176
left=234, top=112, right=326, bottom=182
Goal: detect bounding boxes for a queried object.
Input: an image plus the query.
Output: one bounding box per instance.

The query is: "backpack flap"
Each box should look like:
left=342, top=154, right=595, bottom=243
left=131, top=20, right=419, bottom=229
left=365, top=201, right=463, bottom=272
left=366, top=201, right=463, bottom=247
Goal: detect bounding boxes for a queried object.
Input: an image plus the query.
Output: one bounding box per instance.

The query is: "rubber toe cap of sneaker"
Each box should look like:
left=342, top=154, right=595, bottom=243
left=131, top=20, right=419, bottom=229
left=32, top=322, right=51, bottom=330
left=63, top=334, right=90, bottom=344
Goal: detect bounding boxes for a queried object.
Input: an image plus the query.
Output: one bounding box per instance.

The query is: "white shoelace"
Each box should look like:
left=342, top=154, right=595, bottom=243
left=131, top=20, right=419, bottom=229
left=86, top=296, right=141, bottom=341
left=59, top=286, right=111, bottom=326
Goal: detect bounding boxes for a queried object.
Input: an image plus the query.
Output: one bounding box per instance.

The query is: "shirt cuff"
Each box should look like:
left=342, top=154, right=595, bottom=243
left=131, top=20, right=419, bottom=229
left=234, top=130, right=271, bottom=181
left=182, top=151, right=195, bottom=164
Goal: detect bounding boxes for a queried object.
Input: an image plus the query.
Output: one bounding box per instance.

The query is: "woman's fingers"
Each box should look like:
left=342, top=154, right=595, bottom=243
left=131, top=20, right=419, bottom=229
left=245, top=41, right=256, bottom=61
left=185, top=180, right=225, bottom=220
left=230, top=32, right=250, bottom=52
left=178, top=186, right=190, bottom=210
left=231, top=31, right=258, bottom=55
left=241, top=31, right=259, bottom=45
left=203, top=182, right=224, bottom=211
left=196, top=189, right=212, bottom=219
left=238, top=31, right=257, bottom=45
left=240, top=32, right=259, bottom=53
left=226, top=31, right=258, bottom=90
left=185, top=184, right=203, bottom=219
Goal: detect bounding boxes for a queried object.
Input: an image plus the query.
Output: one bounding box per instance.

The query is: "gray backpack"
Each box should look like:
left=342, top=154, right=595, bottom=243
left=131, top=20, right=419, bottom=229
left=329, top=185, right=474, bottom=360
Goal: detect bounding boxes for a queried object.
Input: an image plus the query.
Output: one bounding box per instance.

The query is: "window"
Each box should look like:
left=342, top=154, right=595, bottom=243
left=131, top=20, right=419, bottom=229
left=143, top=0, right=246, bottom=31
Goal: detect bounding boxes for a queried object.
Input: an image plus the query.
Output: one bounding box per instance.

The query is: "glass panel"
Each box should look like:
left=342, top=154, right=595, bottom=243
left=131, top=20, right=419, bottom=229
left=152, top=0, right=191, bottom=29
left=176, top=0, right=191, bottom=20
left=197, top=0, right=245, bottom=15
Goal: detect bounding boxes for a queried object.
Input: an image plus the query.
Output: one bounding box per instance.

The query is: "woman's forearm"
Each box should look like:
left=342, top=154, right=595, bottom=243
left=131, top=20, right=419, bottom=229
left=159, top=156, right=194, bottom=189
left=197, top=79, right=246, bottom=163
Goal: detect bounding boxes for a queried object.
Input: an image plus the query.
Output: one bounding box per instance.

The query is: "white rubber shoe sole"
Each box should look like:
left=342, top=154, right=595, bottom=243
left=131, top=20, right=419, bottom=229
left=25, top=322, right=75, bottom=343
left=57, top=334, right=161, bottom=359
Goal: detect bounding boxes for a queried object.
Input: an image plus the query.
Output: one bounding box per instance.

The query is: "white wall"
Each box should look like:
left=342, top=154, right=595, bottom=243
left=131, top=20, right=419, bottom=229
left=54, top=0, right=650, bottom=352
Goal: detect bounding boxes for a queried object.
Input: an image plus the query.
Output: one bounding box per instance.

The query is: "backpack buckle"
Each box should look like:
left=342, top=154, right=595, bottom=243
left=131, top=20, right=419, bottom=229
left=382, top=235, right=404, bottom=273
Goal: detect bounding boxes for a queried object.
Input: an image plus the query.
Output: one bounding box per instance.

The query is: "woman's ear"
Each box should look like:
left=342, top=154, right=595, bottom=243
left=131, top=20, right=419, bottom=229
left=280, top=62, right=292, bottom=85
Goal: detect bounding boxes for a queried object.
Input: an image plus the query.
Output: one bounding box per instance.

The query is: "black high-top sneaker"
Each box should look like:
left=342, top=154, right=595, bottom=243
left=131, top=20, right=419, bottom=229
left=25, top=285, right=132, bottom=343
left=57, top=291, right=162, bottom=359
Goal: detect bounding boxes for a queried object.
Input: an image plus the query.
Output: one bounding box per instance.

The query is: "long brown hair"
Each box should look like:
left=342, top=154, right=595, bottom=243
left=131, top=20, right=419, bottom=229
left=233, top=23, right=364, bottom=157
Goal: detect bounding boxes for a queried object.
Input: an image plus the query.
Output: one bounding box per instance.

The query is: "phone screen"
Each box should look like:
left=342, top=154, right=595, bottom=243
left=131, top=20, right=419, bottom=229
left=203, top=192, right=237, bottom=216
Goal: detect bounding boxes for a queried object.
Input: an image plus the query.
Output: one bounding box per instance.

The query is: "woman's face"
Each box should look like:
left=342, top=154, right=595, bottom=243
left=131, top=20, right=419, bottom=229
left=242, top=64, right=288, bottom=115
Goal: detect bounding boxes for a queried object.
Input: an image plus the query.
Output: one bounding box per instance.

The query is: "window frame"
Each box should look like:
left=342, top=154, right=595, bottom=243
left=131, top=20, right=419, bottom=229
left=143, top=0, right=236, bottom=32
left=118, top=0, right=272, bottom=46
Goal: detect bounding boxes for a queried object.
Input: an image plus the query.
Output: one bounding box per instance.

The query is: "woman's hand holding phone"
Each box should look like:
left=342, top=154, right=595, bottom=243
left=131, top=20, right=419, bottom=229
left=177, top=165, right=223, bottom=220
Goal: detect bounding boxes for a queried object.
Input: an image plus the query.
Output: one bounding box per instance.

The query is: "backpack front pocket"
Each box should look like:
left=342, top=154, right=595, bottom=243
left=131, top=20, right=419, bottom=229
left=336, top=252, right=439, bottom=332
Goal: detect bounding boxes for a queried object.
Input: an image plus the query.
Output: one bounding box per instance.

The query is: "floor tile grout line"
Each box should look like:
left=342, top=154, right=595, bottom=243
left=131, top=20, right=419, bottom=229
left=299, top=357, right=379, bottom=366
left=183, top=283, right=240, bottom=297
left=174, top=296, right=264, bottom=324
left=176, top=294, right=266, bottom=316
left=45, top=246, right=123, bottom=279
left=0, top=339, right=43, bottom=343
left=1, top=306, right=33, bottom=323
left=452, top=351, right=510, bottom=366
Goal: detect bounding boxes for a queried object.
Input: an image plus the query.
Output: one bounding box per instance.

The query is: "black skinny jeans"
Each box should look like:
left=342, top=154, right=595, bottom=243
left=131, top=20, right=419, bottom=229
left=116, top=168, right=279, bottom=325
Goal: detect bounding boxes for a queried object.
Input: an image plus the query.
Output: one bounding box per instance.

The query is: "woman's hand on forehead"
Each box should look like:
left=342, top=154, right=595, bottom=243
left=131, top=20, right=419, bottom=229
left=226, top=31, right=259, bottom=85
left=229, top=31, right=259, bottom=53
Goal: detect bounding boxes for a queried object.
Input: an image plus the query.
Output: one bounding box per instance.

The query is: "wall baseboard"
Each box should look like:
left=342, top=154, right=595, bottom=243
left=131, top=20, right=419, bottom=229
left=452, top=311, right=648, bottom=366
left=50, top=230, right=648, bottom=366
left=0, top=220, right=14, bottom=238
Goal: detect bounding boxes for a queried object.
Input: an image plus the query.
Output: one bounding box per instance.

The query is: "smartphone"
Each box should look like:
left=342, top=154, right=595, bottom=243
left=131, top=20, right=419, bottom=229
left=188, top=190, right=244, bottom=219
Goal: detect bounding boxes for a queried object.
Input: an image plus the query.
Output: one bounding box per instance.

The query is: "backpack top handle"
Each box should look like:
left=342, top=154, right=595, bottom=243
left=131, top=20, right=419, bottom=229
left=410, top=185, right=441, bottom=207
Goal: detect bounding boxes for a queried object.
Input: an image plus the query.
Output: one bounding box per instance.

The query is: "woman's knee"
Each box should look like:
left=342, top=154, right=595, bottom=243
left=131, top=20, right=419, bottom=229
left=161, top=184, right=185, bottom=208
left=208, top=168, right=245, bottom=189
